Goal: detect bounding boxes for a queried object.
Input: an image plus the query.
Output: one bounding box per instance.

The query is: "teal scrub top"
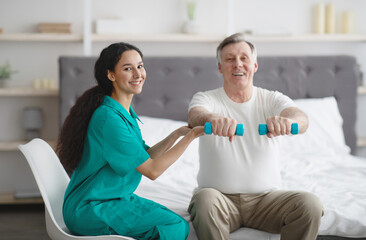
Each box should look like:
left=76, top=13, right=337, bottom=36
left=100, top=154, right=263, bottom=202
left=63, top=96, right=152, bottom=234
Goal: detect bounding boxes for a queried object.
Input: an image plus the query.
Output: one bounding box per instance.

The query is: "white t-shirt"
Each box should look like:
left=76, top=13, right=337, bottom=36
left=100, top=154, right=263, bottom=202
left=189, top=87, right=296, bottom=194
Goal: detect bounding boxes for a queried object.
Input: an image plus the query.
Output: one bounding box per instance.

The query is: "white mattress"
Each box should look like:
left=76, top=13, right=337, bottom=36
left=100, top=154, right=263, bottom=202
left=135, top=97, right=366, bottom=239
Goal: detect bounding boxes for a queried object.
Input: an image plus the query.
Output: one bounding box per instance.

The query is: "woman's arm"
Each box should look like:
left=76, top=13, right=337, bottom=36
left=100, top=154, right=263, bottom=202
left=146, top=126, right=190, bottom=159
left=137, top=126, right=204, bottom=180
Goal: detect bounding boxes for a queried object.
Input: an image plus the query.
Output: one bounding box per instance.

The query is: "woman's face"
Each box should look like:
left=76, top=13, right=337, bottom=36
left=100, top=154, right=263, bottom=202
left=108, top=50, right=146, bottom=96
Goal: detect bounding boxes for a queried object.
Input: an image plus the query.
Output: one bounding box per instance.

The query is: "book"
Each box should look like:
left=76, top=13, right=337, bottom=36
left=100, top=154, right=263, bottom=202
left=38, top=22, right=72, bottom=33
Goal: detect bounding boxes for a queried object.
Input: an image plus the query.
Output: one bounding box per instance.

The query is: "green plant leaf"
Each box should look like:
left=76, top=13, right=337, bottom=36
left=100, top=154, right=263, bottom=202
left=187, top=1, right=196, bottom=21
left=0, top=62, right=17, bottom=79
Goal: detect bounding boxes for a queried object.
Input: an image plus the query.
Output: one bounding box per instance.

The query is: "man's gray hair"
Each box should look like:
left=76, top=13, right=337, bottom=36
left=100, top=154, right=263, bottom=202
left=216, top=33, right=257, bottom=65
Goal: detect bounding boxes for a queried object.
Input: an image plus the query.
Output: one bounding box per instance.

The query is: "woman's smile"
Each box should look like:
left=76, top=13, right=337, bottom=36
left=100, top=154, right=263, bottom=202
left=129, top=80, right=143, bottom=86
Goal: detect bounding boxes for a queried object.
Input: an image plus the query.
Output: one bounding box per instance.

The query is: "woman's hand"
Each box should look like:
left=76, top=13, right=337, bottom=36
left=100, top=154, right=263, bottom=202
left=175, top=126, right=192, bottom=137
left=189, top=126, right=205, bottom=138
left=176, top=126, right=205, bottom=138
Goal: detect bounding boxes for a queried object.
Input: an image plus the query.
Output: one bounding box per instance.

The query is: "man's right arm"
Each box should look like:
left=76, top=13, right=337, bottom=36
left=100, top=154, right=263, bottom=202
left=188, top=106, right=215, bottom=128
left=188, top=106, right=237, bottom=141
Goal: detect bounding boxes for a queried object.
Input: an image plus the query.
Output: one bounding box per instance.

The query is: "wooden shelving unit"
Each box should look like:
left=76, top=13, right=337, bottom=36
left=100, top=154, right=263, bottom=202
left=0, top=192, right=43, bottom=205
left=0, top=33, right=82, bottom=42
left=244, top=33, right=366, bottom=43
left=1, top=32, right=366, bottom=43
left=91, top=33, right=366, bottom=43
left=92, top=33, right=225, bottom=43
left=1, top=24, right=366, bottom=205
left=0, top=140, right=57, bottom=151
left=0, top=139, right=56, bottom=204
left=0, top=87, right=59, bottom=97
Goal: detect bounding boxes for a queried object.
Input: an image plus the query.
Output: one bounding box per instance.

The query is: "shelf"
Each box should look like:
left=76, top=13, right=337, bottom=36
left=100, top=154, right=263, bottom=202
left=91, top=33, right=366, bottom=43
left=0, top=140, right=57, bottom=151
left=0, top=33, right=82, bottom=42
left=244, top=33, right=366, bottom=42
left=358, top=137, right=366, bottom=148
left=0, top=192, right=43, bottom=205
left=358, top=86, right=366, bottom=95
left=0, top=88, right=59, bottom=96
left=92, top=33, right=225, bottom=43
left=1, top=32, right=366, bottom=43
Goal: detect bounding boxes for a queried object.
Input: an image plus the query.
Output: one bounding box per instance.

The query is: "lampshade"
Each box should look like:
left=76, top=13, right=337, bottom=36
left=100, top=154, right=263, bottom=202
left=23, top=107, right=43, bottom=129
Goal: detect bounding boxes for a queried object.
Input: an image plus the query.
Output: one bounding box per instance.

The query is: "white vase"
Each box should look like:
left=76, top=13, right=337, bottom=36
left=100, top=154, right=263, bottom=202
left=182, top=20, right=200, bottom=34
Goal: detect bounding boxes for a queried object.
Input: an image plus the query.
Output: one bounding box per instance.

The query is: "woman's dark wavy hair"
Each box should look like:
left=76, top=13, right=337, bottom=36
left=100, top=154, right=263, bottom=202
left=57, top=42, right=143, bottom=174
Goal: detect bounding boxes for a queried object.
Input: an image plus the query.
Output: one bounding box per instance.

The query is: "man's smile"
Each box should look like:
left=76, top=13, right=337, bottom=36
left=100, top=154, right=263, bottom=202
left=232, top=72, right=244, bottom=76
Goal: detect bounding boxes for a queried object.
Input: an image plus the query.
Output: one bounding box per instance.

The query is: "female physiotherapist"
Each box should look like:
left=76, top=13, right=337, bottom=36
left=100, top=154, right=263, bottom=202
left=57, top=42, right=204, bottom=240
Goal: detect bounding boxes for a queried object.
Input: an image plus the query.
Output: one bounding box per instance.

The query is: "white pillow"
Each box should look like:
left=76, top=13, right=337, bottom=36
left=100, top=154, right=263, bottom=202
left=280, top=97, right=350, bottom=156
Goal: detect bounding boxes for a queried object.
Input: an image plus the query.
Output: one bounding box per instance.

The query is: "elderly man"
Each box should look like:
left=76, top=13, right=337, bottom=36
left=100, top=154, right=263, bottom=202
left=187, top=33, right=323, bottom=240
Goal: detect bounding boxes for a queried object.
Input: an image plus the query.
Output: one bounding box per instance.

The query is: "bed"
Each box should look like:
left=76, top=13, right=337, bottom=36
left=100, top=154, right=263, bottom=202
left=59, top=55, right=366, bottom=240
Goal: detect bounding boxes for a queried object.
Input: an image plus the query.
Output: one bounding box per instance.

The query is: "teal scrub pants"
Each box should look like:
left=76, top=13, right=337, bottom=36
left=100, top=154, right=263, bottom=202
left=125, top=206, right=190, bottom=240
left=66, top=195, right=189, bottom=240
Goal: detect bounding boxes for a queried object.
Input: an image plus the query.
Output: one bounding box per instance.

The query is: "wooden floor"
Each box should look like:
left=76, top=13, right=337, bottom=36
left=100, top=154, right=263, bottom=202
left=0, top=204, right=50, bottom=240
left=0, top=204, right=365, bottom=240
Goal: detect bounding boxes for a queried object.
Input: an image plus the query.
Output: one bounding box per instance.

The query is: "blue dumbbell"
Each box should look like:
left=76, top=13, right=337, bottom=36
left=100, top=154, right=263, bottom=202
left=204, top=122, right=244, bottom=136
left=258, top=123, right=299, bottom=135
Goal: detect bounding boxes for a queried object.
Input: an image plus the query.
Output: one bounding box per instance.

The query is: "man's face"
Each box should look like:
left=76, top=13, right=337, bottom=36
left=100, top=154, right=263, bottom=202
left=218, top=42, right=258, bottom=90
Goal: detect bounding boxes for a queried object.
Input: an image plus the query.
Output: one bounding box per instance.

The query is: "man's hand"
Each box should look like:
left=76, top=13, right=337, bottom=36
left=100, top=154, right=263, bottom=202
left=188, top=106, right=237, bottom=142
left=265, top=116, right=295, bottom=138
left=210, top=117, right=237, bottom=142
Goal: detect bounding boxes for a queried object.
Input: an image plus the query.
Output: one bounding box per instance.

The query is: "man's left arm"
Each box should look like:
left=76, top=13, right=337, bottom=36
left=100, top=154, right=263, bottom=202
left=266, top=107, right=309, bottom=138
left=280, top=107, right=309, bottom=134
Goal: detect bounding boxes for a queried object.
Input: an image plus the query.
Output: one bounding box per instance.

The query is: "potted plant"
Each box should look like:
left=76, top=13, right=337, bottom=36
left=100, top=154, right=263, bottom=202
left=187, top=1, right=196, bottom=22
left=182, top=0, right=200, bottom=34
left=0, top=62, right=17, bottom=88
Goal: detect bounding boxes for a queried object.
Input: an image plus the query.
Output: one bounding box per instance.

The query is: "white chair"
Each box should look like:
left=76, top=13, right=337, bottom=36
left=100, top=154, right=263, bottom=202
left=18, top=138, right=134, bottom=240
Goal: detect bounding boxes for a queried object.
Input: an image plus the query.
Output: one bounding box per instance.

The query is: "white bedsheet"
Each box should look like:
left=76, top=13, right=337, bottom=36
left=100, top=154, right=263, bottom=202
left=135, top=103, right=366, bottom=239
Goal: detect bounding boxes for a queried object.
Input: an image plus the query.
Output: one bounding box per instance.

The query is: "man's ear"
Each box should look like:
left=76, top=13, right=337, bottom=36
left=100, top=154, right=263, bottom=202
left=107, top=70, right=115, bottom=81
left=218, top=63, right=223, bottom=74
left=254, top=61, right=258, bottom=73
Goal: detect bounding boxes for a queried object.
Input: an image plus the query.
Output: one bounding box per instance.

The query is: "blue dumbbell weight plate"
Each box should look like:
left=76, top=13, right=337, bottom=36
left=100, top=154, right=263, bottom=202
left=258, top=123, right=299, bottom=135
left=204, top=122, right=244, bottom=136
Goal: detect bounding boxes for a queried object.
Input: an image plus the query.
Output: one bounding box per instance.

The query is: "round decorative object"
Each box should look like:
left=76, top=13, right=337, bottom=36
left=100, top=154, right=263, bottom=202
left=182, top=20, right=200, bottom=34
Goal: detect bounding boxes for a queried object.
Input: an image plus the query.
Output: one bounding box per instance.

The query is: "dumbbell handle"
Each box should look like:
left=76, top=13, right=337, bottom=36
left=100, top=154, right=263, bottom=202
left=258, top=123, right=299, bottom=135
left=204, top=122, right=244, bottom=136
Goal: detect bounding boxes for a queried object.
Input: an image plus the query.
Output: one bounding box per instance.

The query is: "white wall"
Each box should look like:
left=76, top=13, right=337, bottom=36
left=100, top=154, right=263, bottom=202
left=1, top=0, right=366, bottom=80
left=0, top=0, right=365, bottom=193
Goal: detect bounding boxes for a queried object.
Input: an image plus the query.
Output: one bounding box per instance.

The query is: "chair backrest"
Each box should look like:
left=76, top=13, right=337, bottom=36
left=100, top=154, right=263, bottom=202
left=18, top=138, right=70, bottom=231
left=19, top=138, right=135, bottom=240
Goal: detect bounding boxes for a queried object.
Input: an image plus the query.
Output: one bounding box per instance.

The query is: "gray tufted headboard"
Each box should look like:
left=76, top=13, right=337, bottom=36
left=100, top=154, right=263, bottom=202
left=59, top=55, right=359, bottom=153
